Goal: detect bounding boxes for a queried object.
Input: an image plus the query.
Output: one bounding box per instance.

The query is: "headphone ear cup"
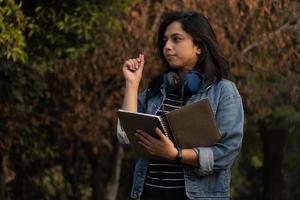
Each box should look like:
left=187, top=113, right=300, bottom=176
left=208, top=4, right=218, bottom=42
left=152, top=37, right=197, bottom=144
left=184, top=71, right=202, bottom=93
left=164, top=71, right=183, bottom=92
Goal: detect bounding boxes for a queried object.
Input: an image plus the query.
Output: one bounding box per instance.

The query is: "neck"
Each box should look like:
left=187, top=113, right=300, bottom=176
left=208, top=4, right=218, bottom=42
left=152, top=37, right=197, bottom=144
left=178, top=67, right=192, bottom=77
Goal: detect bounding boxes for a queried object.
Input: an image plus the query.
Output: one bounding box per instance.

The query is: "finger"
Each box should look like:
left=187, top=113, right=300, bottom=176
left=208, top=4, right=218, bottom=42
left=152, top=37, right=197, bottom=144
left=125, top=59, right=134, bottom=71
left=143, top=146, right=154, bottom=155
left=129, top=59, right=135, bottom=71
left=138, top=141, right=153, bottom=154
left=132, top=59, right=139, bottom=70
left=137, top=129, right=157, bottom=143
left=135, top=132, right=152, bottom=146
left=137, top=55, right=141, bottom=63
left=137, top=54, right=142, bottom=65
left=137, top=131, right=156, bottom=145
left=139, top=141, right=150, bottom=149
left=138, top=140, right=150, bottom=149
left=123, top=60, right=131, bottom=69
left=155, top=127, right=168, bottom=141
left=139, top=54, right=144, bottom=63
left=126, top=59, right=133, bottom=71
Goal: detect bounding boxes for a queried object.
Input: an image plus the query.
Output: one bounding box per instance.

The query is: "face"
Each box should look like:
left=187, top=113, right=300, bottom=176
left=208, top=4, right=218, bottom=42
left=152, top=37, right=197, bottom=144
left=163, top=21, right=201, bottom=73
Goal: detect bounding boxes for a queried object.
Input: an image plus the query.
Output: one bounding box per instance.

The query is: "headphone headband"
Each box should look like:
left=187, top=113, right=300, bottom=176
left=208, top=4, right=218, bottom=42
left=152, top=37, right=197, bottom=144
left=163, top=70, right=202, bottom=94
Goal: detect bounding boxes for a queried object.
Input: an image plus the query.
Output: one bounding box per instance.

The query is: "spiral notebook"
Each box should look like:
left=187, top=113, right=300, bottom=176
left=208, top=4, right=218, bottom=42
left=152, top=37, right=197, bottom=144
left=117, top=98, right=221, bottom=158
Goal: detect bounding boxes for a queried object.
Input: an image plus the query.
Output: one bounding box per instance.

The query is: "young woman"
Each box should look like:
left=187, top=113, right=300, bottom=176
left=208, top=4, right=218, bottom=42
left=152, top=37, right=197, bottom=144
left=117, top=11, right=244, bottom=200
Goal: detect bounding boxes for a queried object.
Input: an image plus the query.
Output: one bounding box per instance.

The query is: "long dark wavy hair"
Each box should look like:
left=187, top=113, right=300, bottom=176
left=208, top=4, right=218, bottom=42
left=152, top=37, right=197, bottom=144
left=147, top=11, right=229, bottom=99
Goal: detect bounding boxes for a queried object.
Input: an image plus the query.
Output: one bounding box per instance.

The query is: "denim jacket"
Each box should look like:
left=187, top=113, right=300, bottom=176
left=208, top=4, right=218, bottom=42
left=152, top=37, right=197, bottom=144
left=117, top=77, right=244, bottom=200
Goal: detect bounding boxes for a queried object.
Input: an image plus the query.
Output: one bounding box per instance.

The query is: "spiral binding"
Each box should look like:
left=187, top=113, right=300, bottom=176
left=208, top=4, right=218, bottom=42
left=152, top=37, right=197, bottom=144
left=160, top=114, right=175, bottom=142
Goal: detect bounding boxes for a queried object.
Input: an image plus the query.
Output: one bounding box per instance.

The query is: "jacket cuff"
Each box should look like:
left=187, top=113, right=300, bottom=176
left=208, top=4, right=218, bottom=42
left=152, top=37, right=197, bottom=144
left=193, top=147, right=214, bottom=176
left=117, top=118, right=130, bottom=145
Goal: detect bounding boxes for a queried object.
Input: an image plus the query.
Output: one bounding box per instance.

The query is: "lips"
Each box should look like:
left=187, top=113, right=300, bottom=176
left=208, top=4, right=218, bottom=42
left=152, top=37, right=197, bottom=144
left=165, top=54, right=176, bottom=59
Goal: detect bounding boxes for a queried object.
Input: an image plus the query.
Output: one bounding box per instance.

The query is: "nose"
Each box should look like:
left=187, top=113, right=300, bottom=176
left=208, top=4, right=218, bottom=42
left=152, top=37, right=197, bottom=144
left=164, top=40, right=172, bottom=52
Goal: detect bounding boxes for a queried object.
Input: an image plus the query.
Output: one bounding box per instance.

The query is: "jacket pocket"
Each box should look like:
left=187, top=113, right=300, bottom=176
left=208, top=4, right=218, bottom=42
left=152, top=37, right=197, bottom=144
left=206, top=170, right=230, bottom=193
left=186, top=169, right=230, bottom=194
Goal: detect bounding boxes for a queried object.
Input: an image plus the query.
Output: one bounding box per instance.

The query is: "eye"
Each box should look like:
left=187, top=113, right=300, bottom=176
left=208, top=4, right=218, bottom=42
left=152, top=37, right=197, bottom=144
left=173, top=37, right=182, bottom=43
left=163, top=37, right=168, bottom=45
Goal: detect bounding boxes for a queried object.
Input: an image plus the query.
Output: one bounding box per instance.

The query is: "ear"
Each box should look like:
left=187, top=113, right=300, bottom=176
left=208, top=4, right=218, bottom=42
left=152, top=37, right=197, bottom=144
left=196, top=48, right=202, bottom=55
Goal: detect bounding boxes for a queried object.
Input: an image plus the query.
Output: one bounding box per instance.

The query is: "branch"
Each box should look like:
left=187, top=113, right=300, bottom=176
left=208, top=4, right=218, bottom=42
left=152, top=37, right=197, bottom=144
left=241, top=42, right=261, bottom=56
left=242, top=57, right=297, bottom=89
left=241, top=20, right=299, bottom=56
left=150, top=0, right=166, bottom=34
left=141, top=0, right=151, bottom=33
left=229, top=20, right=300, bottom=64
left=143, top=0, right=166, bottom=55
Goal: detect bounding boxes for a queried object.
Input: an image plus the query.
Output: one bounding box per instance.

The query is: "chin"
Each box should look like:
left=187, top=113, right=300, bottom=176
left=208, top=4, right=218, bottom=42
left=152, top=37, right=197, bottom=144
left=168, top=62, right=182, bottom=68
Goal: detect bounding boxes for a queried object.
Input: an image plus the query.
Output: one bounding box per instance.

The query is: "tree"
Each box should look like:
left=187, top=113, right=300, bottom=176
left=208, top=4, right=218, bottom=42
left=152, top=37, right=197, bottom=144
left=0, top=0, right=27, bottom=62
left=114, top=1, right=300, bottom=199
left=1, top=0, right=135, bottom=199
left=1, top=0, right=299, bottom=199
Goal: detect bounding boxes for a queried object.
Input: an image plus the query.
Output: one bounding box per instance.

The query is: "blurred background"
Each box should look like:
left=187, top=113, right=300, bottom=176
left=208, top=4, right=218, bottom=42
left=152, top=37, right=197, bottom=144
left=0, top=0, right=299, bottom=199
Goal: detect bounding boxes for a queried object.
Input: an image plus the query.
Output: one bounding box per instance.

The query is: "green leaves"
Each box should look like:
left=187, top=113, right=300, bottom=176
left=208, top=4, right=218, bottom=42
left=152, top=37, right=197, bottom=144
left=0, top=0, right=134, bottom=65
left=23, top=0, right=134, bottom=65
left=0, top=0, right=27, bottom=62
left=0, top=1, right=134, bottom=199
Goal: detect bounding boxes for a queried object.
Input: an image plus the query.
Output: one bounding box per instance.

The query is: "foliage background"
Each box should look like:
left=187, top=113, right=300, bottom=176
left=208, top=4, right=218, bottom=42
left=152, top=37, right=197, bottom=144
left=0, top=0, right=299, bottom=200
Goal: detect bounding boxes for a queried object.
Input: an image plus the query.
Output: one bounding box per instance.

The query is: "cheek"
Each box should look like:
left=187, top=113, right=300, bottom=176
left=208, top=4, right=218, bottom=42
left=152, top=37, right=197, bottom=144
left=178, top=49, right=197, bottom=60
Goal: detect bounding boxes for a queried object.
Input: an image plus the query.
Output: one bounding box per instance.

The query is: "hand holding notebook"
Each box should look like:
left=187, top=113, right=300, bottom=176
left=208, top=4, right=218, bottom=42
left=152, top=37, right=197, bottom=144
left=117, top=98, right=221, bottom=158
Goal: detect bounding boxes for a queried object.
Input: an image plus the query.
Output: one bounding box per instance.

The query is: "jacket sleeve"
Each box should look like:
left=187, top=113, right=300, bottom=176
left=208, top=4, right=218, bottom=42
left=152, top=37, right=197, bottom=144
left=193, top=82, right=244, bottom=176
left=116, top=90, right=147, bottom=146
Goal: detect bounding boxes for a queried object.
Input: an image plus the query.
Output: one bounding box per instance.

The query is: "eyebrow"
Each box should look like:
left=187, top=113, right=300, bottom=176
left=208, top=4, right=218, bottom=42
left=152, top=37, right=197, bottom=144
left=163, top=33, right=184, bottom=38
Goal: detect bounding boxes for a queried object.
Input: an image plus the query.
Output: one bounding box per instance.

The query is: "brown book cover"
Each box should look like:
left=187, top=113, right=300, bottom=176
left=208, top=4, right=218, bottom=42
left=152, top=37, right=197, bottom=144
left=164, top=98, right=221, bottom=149
left=117, top=98, right=221, bottom=158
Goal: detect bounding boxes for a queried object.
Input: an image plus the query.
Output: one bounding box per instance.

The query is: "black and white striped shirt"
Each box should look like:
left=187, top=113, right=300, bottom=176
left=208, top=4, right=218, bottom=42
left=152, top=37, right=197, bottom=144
left=144, top=91, right=185, bottom=189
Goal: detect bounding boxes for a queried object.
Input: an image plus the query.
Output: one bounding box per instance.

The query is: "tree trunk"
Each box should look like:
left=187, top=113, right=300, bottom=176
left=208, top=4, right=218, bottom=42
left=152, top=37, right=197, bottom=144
left=14, top=168, right=25, bottom=200
left=261, top=129, right=288, bottom=200
left=90, top=144, right=124, bottom=200
left=90, top=151, right=104, bottom=200
left=104, top=145, right=124, bottom=200
left=0, top=154, right=5, bottom=200
left=62, top=138, right=81, bottom=200
left=70, top=138, right=81, bottom=200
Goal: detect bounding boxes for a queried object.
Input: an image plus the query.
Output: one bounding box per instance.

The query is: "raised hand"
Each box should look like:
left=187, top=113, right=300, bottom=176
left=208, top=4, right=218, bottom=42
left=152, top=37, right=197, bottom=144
left=122, top=53, right=144, bottom=88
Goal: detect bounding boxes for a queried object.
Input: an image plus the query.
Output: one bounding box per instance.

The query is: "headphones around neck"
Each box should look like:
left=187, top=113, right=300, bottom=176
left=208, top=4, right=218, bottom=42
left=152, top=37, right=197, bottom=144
left=163, top=70, right=204, bottom=94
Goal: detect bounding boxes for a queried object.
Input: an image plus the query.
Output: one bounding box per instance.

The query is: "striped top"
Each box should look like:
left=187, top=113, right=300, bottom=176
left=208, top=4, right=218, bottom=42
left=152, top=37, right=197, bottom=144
left=144, top=91, right=185, bottom=189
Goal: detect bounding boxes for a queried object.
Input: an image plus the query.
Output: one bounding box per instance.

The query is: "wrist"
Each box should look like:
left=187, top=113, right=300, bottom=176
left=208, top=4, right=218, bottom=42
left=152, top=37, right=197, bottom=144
left=125, top=81, right=139, bottom=90
left=168, top=147, right=178, bottom=161
left=175, top=147, right=183, bottom=163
